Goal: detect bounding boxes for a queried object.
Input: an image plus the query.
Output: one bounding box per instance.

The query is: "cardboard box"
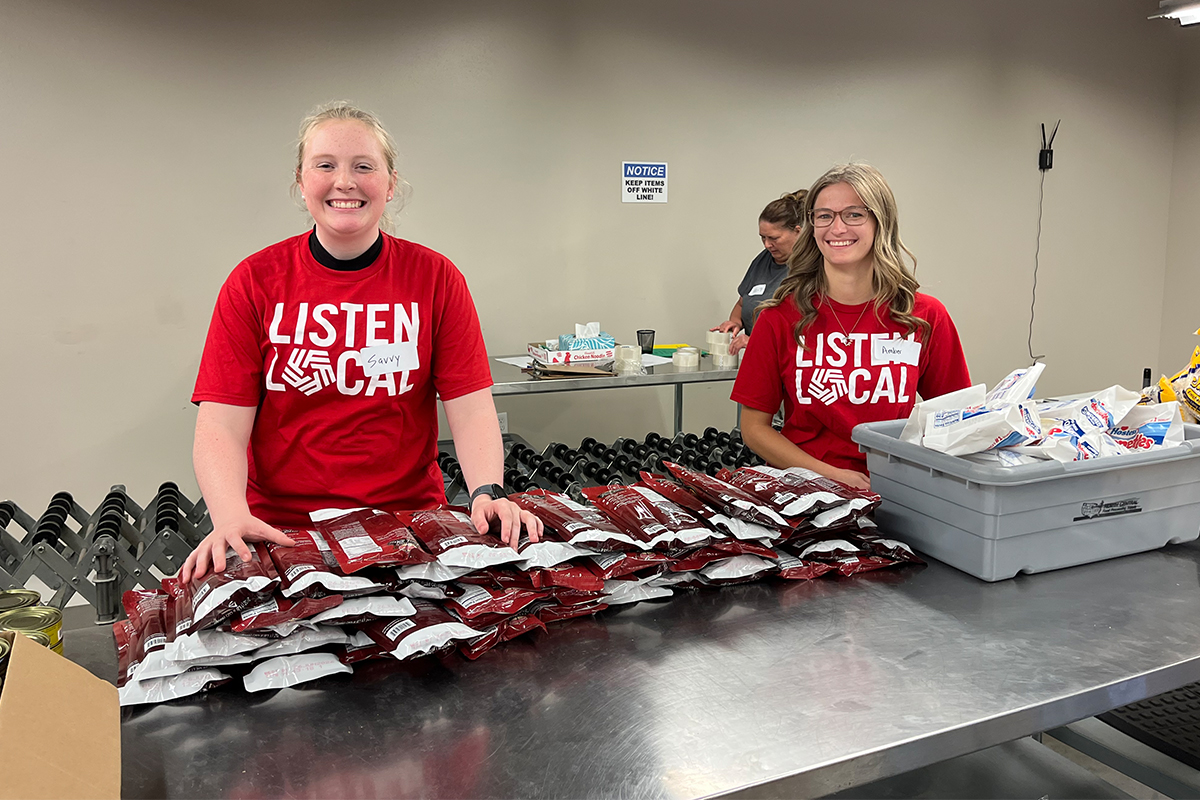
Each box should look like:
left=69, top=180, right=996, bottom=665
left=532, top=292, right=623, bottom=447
left=527, top=341, right=616, bottom=364
left=0, top=631, right=120, bottom=799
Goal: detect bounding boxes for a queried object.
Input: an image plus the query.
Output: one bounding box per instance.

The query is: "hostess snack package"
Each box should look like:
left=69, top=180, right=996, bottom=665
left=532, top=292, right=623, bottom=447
left=985, top=363, right=1046, bottom=406
left=922, top=402, right=1042, bottom=456
left=900, top=384, right=987, bottom=445
left=1111, top=402, right=1185, bottom=451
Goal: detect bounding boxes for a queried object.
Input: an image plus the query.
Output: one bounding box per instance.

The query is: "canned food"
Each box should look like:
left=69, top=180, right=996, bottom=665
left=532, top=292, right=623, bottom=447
left=0, top=605, right=63, bottom=655
left=21, top=630, right=52, bottom=648
left=0, top=635, right=10, bottom=680
left=0, top=588, right=41, bottom=614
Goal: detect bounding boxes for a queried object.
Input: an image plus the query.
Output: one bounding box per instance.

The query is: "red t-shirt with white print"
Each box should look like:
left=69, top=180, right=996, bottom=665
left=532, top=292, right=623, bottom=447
left=731, top=293, right=970, bottom=475
left=192, top=232, right=493, bottom=527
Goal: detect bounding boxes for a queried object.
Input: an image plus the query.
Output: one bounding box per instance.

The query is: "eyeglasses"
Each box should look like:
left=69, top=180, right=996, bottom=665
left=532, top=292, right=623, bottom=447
left=810, top=206, right=872, bottom=227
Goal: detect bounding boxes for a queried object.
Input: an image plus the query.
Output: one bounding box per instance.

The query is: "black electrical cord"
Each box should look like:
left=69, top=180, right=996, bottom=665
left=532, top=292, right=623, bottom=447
left=1028, top=170, right=1047, bottom=364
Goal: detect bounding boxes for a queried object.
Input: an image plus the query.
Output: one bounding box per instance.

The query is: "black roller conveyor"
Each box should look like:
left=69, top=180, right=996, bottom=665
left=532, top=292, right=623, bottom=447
left=1100, top=683, right=1200, bottom=770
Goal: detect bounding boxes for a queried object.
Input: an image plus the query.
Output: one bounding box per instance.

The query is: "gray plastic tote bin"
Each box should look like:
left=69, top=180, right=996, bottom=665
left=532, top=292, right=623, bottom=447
left=851, top=420, right=1200, bottom=581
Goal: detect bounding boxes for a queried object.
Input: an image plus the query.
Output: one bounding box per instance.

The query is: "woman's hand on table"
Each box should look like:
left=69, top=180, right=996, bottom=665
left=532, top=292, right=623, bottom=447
left=827, top=468, right=871, bottom=492
left=179, top=515, right=295, bottom=583
left=712, top=320, right=743, bottom=335
left=471, top=495, right=544, bottom=550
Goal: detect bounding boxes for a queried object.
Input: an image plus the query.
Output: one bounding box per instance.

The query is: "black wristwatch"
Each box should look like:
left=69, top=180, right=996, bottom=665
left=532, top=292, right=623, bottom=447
left=469, top=483, right=508, bottom=509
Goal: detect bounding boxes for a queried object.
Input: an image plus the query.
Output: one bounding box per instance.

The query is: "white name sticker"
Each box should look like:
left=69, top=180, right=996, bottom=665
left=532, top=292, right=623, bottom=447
left=748, top=283, right=767, bottom=297
left=360, top=341, right=419, bottom=377
left=872, top=337, right=921, bottom=366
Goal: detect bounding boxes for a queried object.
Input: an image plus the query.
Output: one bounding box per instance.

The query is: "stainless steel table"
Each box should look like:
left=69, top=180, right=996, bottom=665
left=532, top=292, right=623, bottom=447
left=489, top=355, right=740, bottom=435
left=105, top=539, right=1200, bottom=799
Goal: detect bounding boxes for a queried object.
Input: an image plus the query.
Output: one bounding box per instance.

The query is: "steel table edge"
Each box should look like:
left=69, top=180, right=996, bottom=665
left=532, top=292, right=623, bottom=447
left=706, top=654, right=1200, bottom=799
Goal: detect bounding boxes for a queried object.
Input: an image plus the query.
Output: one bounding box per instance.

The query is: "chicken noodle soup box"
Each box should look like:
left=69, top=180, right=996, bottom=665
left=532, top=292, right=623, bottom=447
left=527, top=341, right=616, bottom=364
left=0, top=631, right=120, bottom=799
left=851, top=420, right=1200, bottom=581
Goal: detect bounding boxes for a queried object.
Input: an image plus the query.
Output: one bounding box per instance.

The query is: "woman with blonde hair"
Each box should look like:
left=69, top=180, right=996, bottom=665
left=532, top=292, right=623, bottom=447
left=181, top=102, right=541, bottom=581
left=731, top=163, right=970, bottom=490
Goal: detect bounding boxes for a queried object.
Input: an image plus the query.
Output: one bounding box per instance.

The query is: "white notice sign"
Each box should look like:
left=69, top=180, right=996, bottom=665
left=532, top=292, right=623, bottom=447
left=622, top=162, right=668, bottom=203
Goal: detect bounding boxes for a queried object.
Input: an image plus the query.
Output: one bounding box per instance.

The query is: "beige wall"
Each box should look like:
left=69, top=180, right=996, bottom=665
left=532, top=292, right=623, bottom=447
left=0, top=0, right=1192, bottom=513
left=1162, top=37, right=1200, bottom=380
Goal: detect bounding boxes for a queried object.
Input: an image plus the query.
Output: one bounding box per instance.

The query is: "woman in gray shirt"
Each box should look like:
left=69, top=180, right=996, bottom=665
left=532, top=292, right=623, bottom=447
left=713, top=190, right=807, bottom=354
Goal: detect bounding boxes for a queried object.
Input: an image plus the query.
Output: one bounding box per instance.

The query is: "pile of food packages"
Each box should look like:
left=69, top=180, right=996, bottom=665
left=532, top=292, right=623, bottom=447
left=901, top=362, right=1189, bottom=466
left=1143, top=344, right=1200, bottom=424
left=116, top=462, right=923, bottom=706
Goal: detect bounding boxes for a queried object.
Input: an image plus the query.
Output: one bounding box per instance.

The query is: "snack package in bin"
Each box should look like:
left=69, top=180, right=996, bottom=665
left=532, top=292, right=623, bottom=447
left=922, top=403, right=1042, bottom=456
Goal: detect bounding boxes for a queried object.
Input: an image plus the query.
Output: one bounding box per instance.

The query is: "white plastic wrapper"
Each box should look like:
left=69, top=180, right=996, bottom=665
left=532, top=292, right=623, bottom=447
left=394, top=561, right=476, bottom=584
left=161, top=628, right=267, bottom=663
left=396, top=582, right=457, bottom=601
left=308, top=507, right=369, bottom=523
left=923, top=402, right=1042, bottom=456
left=430, top=511, right=527, bottom=570
left=132, top=648, right=258, bottom=682
left=243, top=653, right=352, bottom=693
left=380, top=616, right=484, bottom=660
left=1110, top=402, right=1185, bottom=452
left=119, top=668, right=230, bottom=707
left=810, top=497, right=875, bottom=528
left=191, top=565, right=277, bottom=630
left=798, top=539, right=861, bottom=559
left=603, top=576, right=674, bottom=605
left=985, top=363, right=1046, bottom=406
left=253, top=625, right=350, bottom=658
left=700, top=554, right=774, bottom=581
left=900, top=384, right=987, bottom=445
left=648, top=571, right=701, bottom=588
left=307, top=595, right=416, bottom=625
left=514, top=537, right=596, bottom=570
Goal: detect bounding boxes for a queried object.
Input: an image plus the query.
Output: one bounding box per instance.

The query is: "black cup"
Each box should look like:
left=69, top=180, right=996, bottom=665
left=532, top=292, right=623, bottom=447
left=637, top=329, right=655, bottom=354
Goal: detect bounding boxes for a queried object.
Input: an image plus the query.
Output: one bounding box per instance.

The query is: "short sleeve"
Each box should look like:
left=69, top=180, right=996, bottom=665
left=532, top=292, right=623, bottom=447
left=730, top=307, right=786, bottom=414
left=430, top=264, right=494, bottom=401
left=192, top=268, right=266, bottom=407
left=916, top=295, right=971, bottom=400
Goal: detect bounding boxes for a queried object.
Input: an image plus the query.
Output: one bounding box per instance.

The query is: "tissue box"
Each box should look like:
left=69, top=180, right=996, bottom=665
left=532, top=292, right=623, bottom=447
left=528, top=341, right=616, bottom=364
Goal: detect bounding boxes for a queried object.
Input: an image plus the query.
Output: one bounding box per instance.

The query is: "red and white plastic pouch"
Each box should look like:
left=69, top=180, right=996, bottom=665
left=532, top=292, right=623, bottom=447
left=122, top=589, right=169, bottom=658
left=582, top=485, right=704, bottom=550
left=514, top=531, right=596, bottom=570
left=586, top=551, right=669, bottom=580
left=400, top=508, right=525, bottom=570
left=315, top=509, right=434, bottom=573
left=602, top=575, right=673, bottom=605
left=228, top=593, right=345, bottom=633
left=119, top=668, right=232, bottom=707
left=663, top=462, right=790, bottom=533
left=700, top=554, right=775, bottom=583
left=725, top=466, right=846, bottom=518
left=443, top=583, right=550, bottom=622
left=243, top=652, right=352, bottom=693
left=637, top=472, right=775, bottom=542
left=306, top=595, right=417, bottom=626
left=252, top=625, right=350, bottom=659
left=359, top=598, right=485, bottom=660
left=269, top=530, right=389, bottom=598
left=770, top=548, right=836, bottom=580
left=511, top=490, right=645, bottom=551
left=160, top=627, right=268, bottom=663
left=167, top=544, right=280, bottom=636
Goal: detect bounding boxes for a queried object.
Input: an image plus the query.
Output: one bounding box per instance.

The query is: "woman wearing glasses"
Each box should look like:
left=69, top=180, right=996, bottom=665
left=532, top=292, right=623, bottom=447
left=731, top=164, right=970, bottom=490
left=711, top=190, right=807, bottom=356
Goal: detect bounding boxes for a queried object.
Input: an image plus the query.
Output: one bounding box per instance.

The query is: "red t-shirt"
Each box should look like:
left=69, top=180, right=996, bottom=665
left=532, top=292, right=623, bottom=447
left=731, top=292, right=970, bottom=475
left=192, top=232, right=493, bottom=527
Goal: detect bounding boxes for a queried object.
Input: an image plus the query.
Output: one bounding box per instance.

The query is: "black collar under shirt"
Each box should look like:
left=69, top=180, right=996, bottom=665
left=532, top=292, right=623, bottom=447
left=308, top=227, right=384, bottom=271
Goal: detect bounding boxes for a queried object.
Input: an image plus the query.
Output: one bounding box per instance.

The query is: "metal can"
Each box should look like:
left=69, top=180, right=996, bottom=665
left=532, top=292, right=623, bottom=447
left=0, top=588, right=41, bottom=614
left=0, top=606, right=63, bottom=655
left=0, top=634, right=10, bottom=682
left=21, top=630, right=52, bottom=648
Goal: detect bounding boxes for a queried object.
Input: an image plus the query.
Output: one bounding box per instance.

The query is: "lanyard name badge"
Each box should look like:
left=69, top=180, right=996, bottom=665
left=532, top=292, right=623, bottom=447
left=871, top=336, right=920, bottom=366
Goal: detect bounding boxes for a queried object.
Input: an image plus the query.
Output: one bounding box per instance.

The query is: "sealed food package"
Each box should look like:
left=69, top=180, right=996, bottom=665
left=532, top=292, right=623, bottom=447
left=831, top=554, right=897, bottom=577
left=668, top=539, right=777, bottom=572
left=529, top=563, right=604, bottom=592
left=586, top=550, right=669, bottom=580
left=636, top=472, right=773, bottom=541
left=315, top=509, right=434, bottom=573
left=228, top=593, right=344, bottom=633
left=770, top=549, right=836, bottom=580
left=161, top=627, right=268, bottom=663
left=535, top=598, right=608, bottom=623
left=854, top=535, right=925, bottom=565
left=1110, top=402, right=1185, bottom=451
left=582, top=485, right=710, bottom=549
left=442, top=583, right=549, bottom=622
left=114, top=620, right=141, bottom=687
left=790, top=538, right=865, bottom=562
left=514, top=531, right=596, bottom=570
left=923, top=402, right=1042, bottom=456
left=306, top=595, right=416, bottom=626
left=985, top=363, right=1046, bottom=406
left=394, top=560, right=477, bottom=584
left=119, top=667, right=232, bottom=707
left=663, top=462, right=790, bottom=533
left=122, top=589, right=169, bottom=658
left=900, top=384, right=987, bottom=444
left=700, top=554, right=775, bottom=584
left=166, top=544, right=281, bottom=636
left=400, top=508, right=525, bottom=570
left=459, top=613, right=547, bottom=660
left=359, top=598, right=484, bottom=660
left=511, top=490, right=645, bottom=551
left=268, top=530, right=390, bottom=598
left=394, top=580, right=462, bottom=601
left=603, top=575, right=673, bottom=605
left=253, top=625, right=350, bottom=659
left=243, top=652, right=352, bottom=693
left=628, top=486, right=713, bottom=545
left=725, top=466, right=847, bottom=518
left=338, top=631, right=391, bottom=665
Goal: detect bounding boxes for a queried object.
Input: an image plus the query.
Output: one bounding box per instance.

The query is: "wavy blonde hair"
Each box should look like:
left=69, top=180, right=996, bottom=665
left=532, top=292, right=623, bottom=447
left=291, top=101, right=410, bottom=232
left=762, top=163, right=929, bottom=347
